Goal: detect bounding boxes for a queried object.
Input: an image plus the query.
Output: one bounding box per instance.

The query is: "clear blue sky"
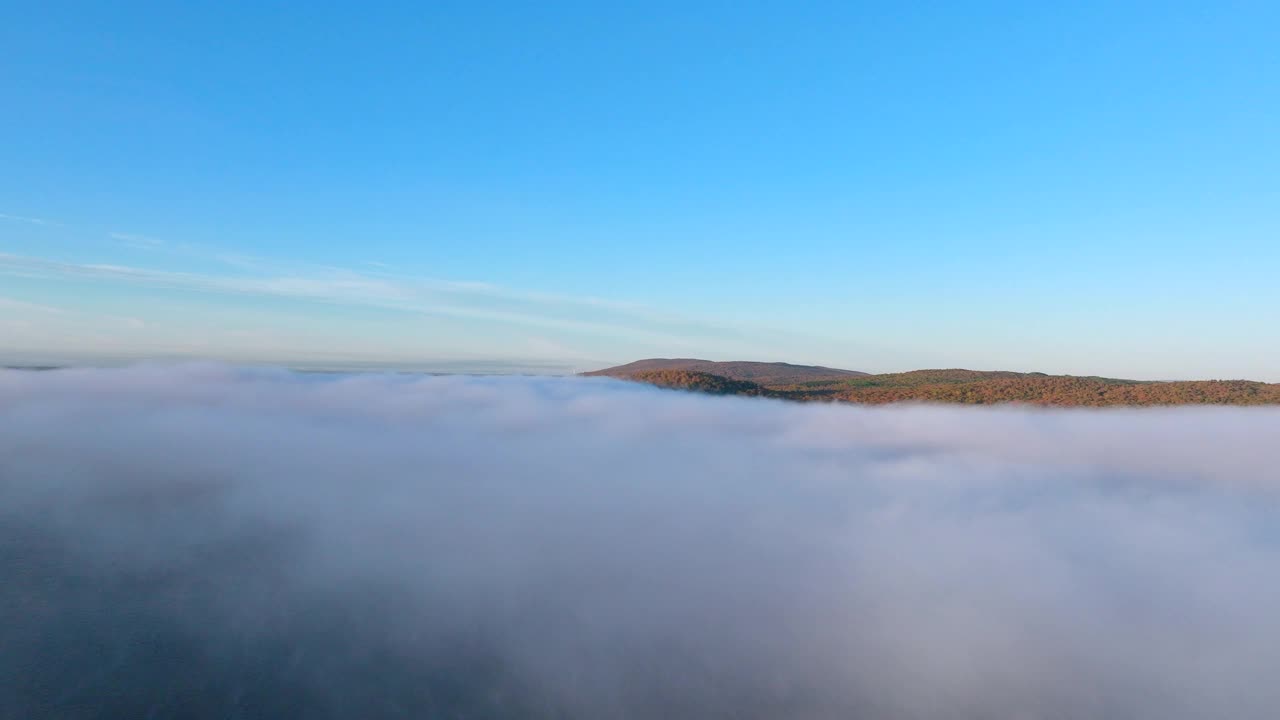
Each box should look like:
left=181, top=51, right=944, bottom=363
left=2, top=1, right=1277, bottom=378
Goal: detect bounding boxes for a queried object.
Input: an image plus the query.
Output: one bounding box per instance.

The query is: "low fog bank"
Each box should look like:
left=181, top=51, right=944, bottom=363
left=3, top=364, right=1280, bottom=719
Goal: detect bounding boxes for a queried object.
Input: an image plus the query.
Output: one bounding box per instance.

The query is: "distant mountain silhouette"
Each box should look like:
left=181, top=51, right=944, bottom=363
left=584, top=360, right=1280, bottom=406
left=584, top=358, right=867, bottom=386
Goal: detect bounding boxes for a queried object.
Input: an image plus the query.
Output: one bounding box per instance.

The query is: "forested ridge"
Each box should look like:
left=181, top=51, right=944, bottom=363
left=588, top=362, right=1280, bottom=406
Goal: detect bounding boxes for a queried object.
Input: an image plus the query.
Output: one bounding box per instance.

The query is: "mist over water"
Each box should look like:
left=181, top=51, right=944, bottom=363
left=3, top=365, right=1279, bottom=718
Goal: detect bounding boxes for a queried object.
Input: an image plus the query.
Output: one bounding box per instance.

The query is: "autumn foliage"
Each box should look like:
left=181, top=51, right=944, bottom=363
left=595, top=364, right=1280, bottom=406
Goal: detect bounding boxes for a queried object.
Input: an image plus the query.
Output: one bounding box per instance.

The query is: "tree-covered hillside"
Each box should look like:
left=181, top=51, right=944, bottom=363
left=588, top=362, right=1280, bottom=406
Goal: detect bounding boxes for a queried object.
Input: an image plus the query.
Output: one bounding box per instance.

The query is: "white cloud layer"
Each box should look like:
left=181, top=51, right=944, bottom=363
left=3, top=366, right=1279, bottom=718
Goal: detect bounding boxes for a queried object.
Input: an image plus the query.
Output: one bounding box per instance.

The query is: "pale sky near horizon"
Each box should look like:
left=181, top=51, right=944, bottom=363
left=2, top=2, right=1277, bottom=379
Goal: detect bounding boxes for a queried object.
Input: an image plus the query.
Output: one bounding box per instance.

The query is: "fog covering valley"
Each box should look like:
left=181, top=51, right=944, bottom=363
left=4, top=364, right=1280, bottom=718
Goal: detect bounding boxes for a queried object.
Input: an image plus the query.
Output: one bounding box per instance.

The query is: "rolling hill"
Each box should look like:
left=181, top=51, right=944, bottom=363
left=584, top=360, right=1280, bottom=406
left=583, top=358, right=867, bottom=386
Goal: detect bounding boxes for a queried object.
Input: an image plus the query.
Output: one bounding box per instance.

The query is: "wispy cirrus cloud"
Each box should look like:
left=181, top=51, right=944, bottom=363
left=0, top=296, right=67, bottom=315
left=0, top=251, right=757, bottom=356
left=106, top=233, right=659, bottom=315
left=108, top=231, right=165, bottom=248
left=0, top=212, right=58, bottom=226
left=108, top=231, right=267, bottom=271
left=4, top=225, right=884, bottom=367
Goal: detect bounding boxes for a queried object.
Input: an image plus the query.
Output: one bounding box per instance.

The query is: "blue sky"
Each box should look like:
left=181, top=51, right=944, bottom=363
left=2, top=1, right=1277, bottom=378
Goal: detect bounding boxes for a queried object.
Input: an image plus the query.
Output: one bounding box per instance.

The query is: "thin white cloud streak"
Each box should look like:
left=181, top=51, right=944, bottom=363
left=101, top=231, right=680, bottom=316
left=107, top=231, right=165, bottom=248
left=0, top=300, right=581, bottom=372
left=2, top=366, right=1279, bottom=717
left=0, top=252, right=773, bottom=357
left=108, top=231, right=267, bottom=271
left=0, top=296, right=67, bottom=314
left=107, top=232, right=662, bottom=315
left=11, top=226, right=891, bottom=367
left=0, top=212, right=57, bottom=226
left=147, top=247, right=719, bottom=327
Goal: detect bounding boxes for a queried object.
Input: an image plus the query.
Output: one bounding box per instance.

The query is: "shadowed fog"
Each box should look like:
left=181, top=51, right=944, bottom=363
left=3, top=365, right=1279, bottom=718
